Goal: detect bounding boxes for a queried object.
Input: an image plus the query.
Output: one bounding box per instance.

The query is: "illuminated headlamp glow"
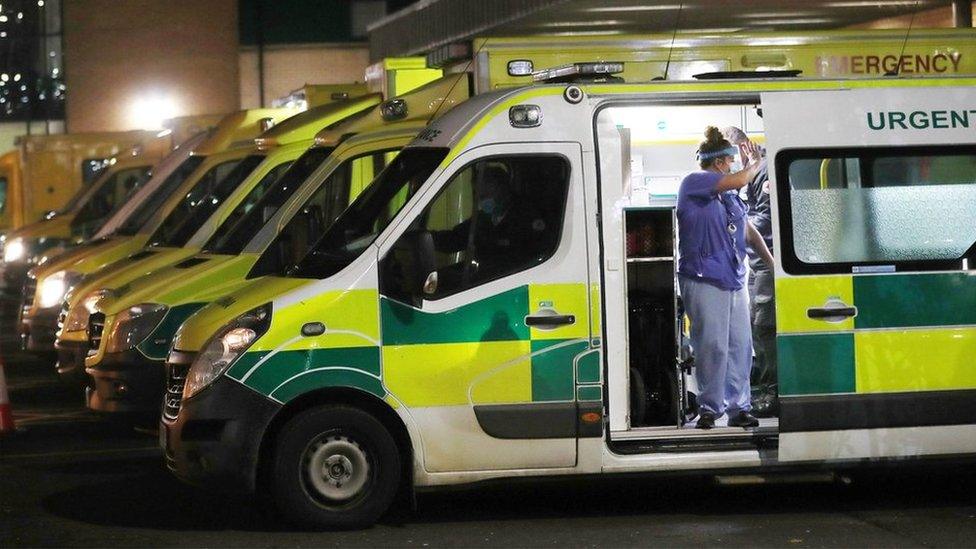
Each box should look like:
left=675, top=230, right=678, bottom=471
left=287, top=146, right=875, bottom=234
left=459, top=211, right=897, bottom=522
left=3, top=237, right=26, bottom=263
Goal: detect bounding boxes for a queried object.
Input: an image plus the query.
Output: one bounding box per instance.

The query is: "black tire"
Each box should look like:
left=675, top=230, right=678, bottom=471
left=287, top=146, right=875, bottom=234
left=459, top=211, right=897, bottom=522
left=269, top=405, right=401, bottom=530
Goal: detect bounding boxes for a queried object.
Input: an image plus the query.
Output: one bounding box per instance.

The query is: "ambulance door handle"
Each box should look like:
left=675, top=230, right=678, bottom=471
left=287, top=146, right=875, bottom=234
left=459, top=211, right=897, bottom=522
left=807, top=305, right=857, bottom=322
left=525, top=313, right=576, bottom=327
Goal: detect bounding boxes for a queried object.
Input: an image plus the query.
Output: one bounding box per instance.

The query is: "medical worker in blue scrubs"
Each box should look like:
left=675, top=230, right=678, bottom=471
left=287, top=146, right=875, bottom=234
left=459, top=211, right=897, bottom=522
left=677, top=126, right=774, bottom=429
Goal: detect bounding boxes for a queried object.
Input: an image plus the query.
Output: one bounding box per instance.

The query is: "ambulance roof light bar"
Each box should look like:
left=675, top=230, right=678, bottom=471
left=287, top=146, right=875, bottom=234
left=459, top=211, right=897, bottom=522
left=532, top=62, right=625, bottom=84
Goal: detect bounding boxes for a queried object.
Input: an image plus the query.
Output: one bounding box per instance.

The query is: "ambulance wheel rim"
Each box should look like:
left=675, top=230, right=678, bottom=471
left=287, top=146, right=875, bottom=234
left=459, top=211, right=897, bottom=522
left=302, top=434, right=371, bottom=504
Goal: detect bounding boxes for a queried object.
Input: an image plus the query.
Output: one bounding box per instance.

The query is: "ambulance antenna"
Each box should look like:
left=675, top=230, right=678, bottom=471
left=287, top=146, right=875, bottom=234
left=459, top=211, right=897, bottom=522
left=889, top=0, right=920, bottom=77
left=427, top=39, right=487, bottom=125
left=662, top=2, right=684, bottom=81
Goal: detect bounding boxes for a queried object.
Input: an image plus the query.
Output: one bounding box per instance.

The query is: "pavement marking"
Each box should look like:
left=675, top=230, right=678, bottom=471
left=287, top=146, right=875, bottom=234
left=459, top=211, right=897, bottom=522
left=0, top=445, right=161, bottom=462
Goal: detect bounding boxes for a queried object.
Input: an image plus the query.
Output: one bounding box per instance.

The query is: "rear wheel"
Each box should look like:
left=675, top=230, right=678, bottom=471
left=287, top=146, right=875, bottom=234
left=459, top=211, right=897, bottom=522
left=270, top=405, right=401, bottom=529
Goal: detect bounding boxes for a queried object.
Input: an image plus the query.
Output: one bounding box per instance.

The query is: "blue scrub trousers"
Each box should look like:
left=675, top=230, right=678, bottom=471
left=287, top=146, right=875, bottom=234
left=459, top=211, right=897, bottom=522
left=679, top=276, right=753, bottom=418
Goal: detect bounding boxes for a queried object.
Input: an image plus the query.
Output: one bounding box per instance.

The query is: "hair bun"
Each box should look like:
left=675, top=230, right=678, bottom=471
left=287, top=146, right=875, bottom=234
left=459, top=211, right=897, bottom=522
left=704, top=126, right=723, bottom=143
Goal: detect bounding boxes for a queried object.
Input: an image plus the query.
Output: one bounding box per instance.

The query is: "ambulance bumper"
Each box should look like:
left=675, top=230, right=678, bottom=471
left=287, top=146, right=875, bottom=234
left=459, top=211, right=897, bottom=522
left=163, top=375, right=279, bottom=493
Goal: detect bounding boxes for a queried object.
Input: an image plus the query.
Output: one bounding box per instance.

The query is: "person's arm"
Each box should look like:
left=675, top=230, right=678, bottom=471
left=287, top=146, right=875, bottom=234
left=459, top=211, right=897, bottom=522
left=717, top=141, right=764, bottom=193
left=747, top=221, right=774, bottom=270
left=716, top=162, right=762, bottom=193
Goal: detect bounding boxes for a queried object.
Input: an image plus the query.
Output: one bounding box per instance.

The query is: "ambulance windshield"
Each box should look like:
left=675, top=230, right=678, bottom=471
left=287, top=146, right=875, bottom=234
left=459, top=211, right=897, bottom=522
left=287, top=147, right=448, bottom=279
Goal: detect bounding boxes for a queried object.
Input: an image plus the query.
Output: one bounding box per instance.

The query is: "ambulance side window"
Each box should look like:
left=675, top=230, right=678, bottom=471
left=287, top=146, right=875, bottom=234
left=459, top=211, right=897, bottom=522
left=779, top=144, right=976, bottom=273
left=380, top=154, right=570, bottom=303
left=70, top=165, right=151, bottom=239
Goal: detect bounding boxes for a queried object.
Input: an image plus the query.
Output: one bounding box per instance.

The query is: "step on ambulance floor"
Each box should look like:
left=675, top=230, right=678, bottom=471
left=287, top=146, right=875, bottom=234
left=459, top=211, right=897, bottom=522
left=2, top=360, right=976, bottom=547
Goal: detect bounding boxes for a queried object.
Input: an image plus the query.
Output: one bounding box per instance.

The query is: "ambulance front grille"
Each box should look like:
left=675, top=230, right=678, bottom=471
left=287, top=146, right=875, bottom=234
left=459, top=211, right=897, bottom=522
left=20, top=274, right=37, bottom=318
left=163, top=352, right=196, bottom=421
left=56, top=299, right=69, bottom=331
left=87, top=312, right=105, bottom=352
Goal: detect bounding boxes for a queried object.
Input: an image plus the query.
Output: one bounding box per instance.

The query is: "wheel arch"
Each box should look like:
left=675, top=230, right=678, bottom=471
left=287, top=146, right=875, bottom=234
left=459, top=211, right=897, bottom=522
left=256, top=385, right=417, bottom=504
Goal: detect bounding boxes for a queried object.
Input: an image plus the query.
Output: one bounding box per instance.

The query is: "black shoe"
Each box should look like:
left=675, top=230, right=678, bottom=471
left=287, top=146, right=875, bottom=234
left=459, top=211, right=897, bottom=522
left=728, top=411, right=760, bottom=428
left=696, top=412, right=716, bottom=429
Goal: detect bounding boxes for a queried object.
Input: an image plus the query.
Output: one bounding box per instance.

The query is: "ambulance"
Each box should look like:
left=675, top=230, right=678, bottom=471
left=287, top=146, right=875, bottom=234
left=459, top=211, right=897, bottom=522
left=14, top=109, right=300, bottom=367
left=37, top=105, right=337, bottom=380
left=464, top=28, right=976, bottom=92
left=0, top=130, right=157, bottom=235
left=76, top=76, right=468, bottom=415
left=0, top=131, right=168, bottom=354
left=159, top=72, right=976, bottom=528
left=39, top=80, right=432, bottom=372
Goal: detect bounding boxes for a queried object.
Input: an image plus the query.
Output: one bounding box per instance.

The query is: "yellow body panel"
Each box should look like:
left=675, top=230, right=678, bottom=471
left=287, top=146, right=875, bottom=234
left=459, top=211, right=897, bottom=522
left=364, top=56, right=443, bottom=96
left=855, top=328, right=976, bottom=393
left=0, top=150, right=23, bottom=230
left=775, top=275, right=855, bottom=334
left=383, top=340, right=532, bottom=407
left=528, top=283, right=590, bottom=341
left=255, top=289, right=381, bottom=352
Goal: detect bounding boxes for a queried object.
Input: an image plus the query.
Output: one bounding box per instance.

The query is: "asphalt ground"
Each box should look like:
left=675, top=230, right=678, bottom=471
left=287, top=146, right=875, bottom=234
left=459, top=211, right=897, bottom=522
left=3, top=358, right=976, bottom=547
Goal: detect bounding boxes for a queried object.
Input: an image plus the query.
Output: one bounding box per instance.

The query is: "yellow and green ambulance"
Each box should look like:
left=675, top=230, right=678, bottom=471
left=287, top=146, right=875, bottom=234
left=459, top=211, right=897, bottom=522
left=15, top=109, right=300, bottom=366
left=161, top=73, right=976, bottom=528
left=465, top=28, right=976, bottom=92
left=76, top=75, right=469, bottom=415
left=39, top=103, right=368, bottom=385
left=0, top=131, right=167, bottom=355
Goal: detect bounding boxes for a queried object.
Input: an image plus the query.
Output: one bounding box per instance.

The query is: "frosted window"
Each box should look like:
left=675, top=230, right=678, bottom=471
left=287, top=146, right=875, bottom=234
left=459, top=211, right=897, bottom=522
left=787, top=151, right=976, bottom=264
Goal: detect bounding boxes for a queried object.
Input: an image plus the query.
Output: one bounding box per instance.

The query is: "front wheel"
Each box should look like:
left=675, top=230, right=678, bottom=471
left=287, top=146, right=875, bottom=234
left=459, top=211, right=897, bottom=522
left=270, top=405, right=402, bottom=529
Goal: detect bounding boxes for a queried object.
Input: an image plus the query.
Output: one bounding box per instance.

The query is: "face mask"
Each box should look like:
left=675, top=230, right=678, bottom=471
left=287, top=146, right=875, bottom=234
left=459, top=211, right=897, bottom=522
left=729, top=158, right=744, bottom=174
left=478, top=198, right=496, bottom=215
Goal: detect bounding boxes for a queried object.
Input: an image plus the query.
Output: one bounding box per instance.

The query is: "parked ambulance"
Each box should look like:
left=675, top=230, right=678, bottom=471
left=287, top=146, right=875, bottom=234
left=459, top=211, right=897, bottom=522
left=156, top=73, right=976, bottom=528
left=74, top=75, right=467, bottom=415
left=0, top=130, right=157, bottom=235
left=0, top=131, right=170, bottom=354
left=7, top=109, right=297, bottom=364
left=49, top=97, right=378, bottom=396
left=463, top=28, right=976, bottom=92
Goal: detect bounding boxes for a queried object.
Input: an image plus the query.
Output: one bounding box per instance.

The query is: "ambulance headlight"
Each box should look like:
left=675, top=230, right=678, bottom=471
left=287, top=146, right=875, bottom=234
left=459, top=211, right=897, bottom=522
left=38, top=271, right=69, bottom=309
left=64, top=289, right=109, bottom=332
left=3, top=237, right=26, bottom=263
left=105, top=303, right=168, bottom=353
left=184, top=303, right=272, bottom=400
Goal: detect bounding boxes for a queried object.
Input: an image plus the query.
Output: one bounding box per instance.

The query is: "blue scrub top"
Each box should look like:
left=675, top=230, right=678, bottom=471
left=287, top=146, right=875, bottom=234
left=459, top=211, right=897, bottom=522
left=676, top=170, right=748, bottom=291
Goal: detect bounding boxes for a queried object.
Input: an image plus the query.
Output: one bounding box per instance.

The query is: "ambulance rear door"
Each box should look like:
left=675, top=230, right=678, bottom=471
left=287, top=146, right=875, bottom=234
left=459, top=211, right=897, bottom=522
left=763, top=85, right=976, bottom=463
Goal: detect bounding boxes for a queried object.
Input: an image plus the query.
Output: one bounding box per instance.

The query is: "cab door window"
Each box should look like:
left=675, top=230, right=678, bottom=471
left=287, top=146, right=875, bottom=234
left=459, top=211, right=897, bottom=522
left=778, top=145, right=976, bottom=273
left=147, top=159, right=242, bottom=247
left=381, top=155, right=570, bottom=303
